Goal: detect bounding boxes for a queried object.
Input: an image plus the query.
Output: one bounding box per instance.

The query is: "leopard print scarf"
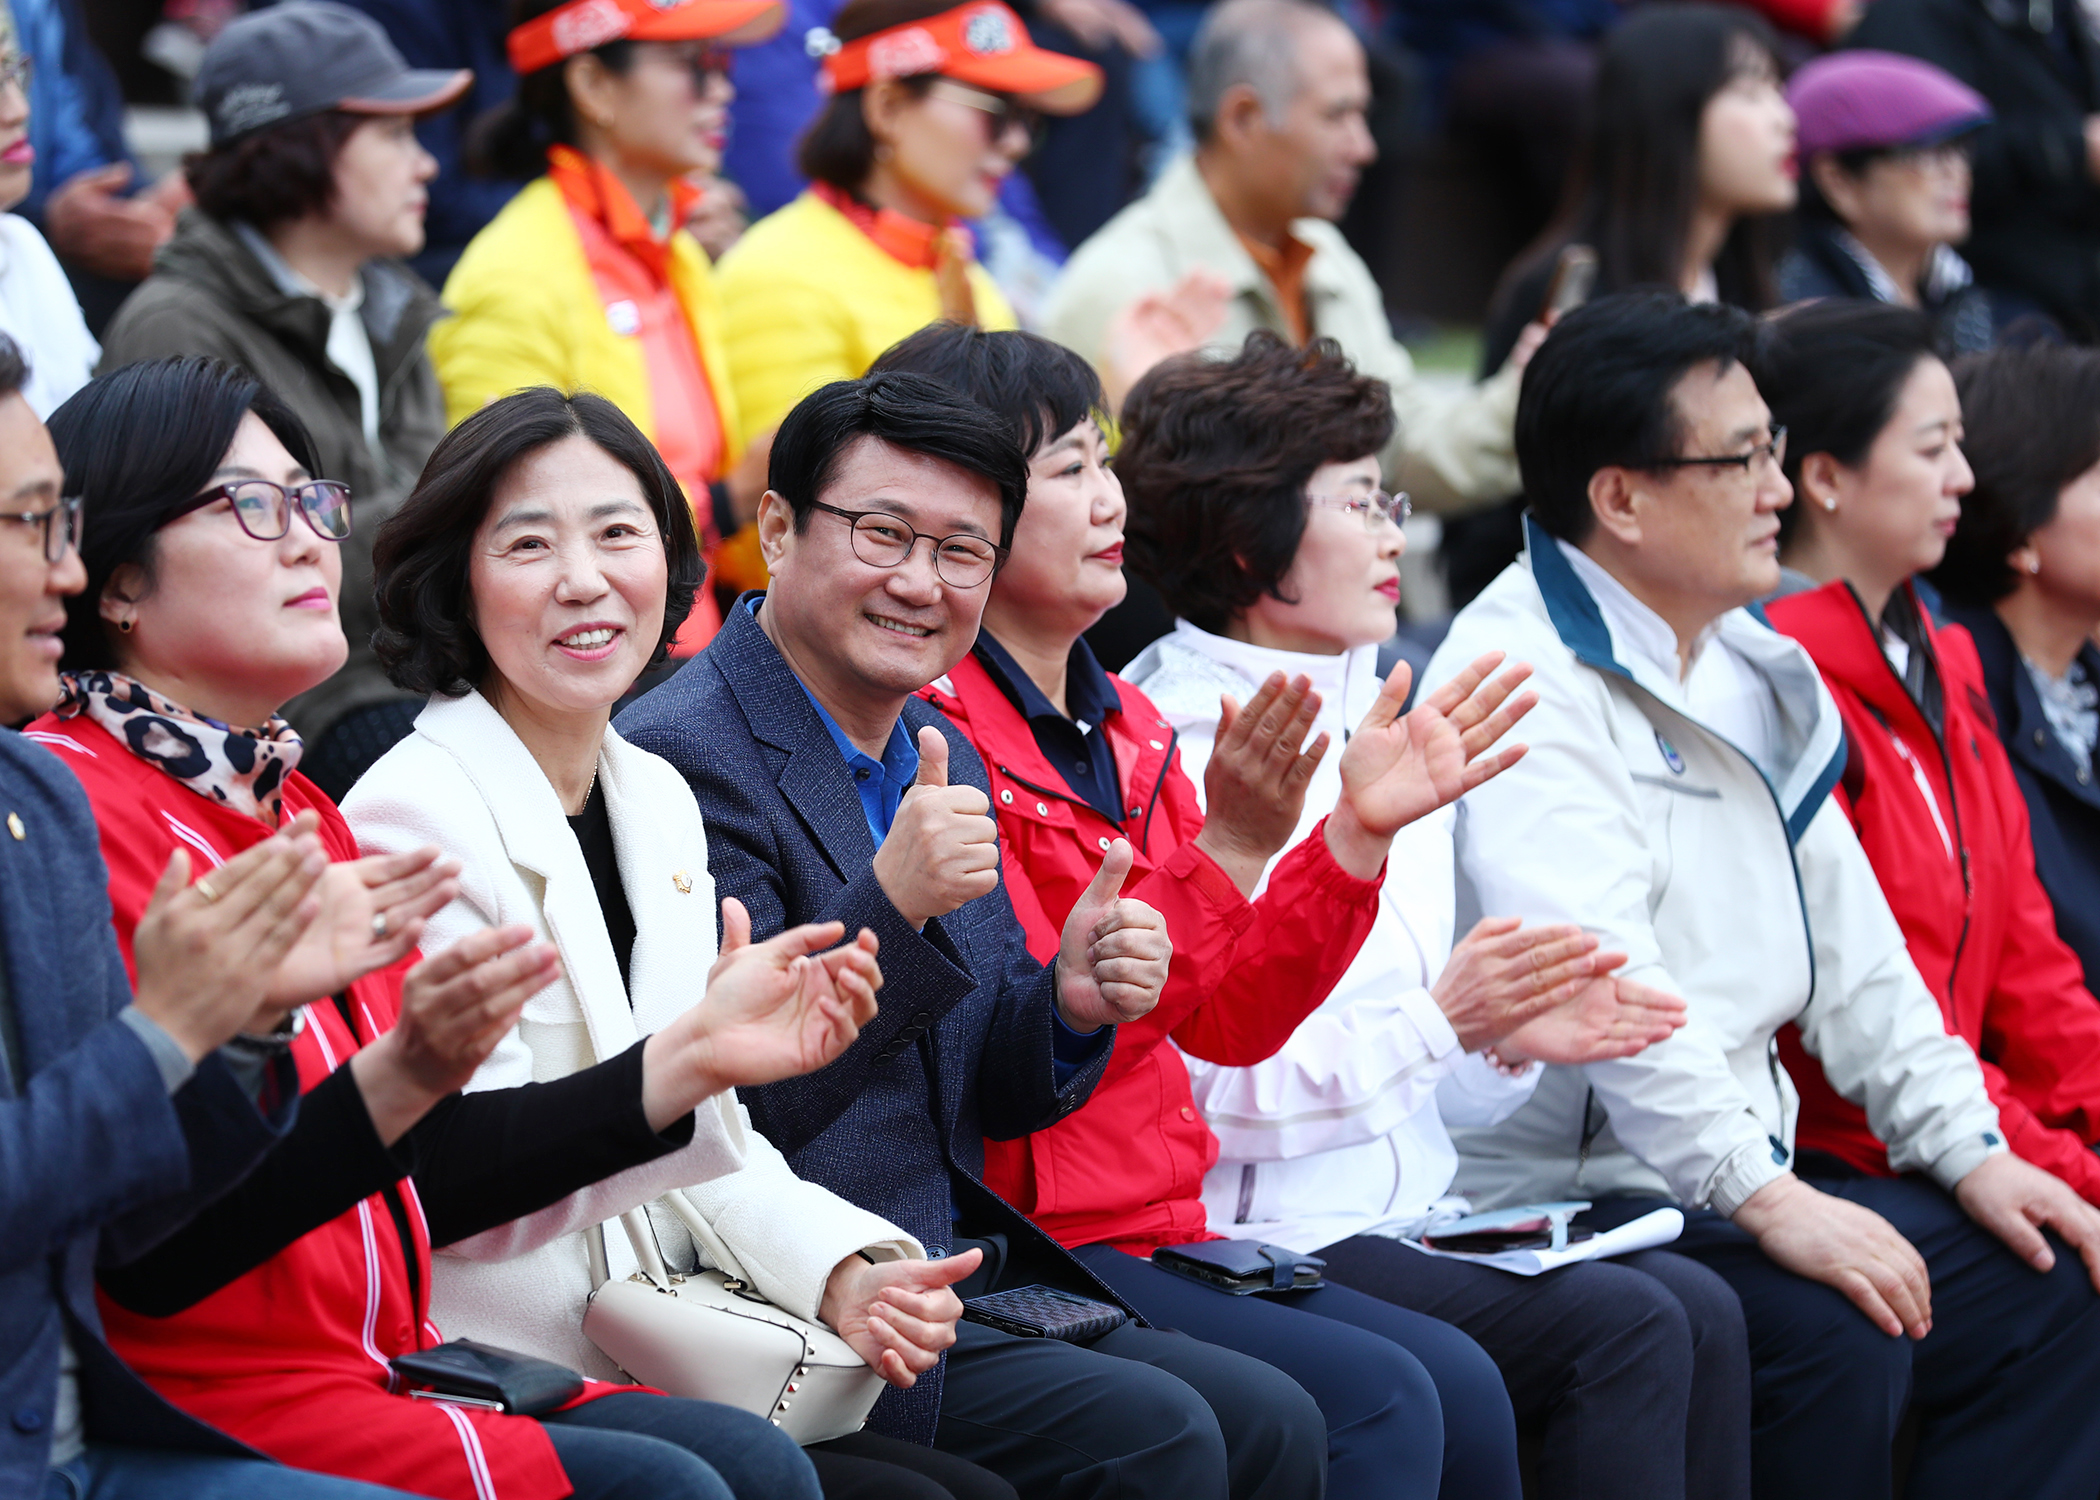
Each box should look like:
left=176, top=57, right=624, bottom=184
left=57, top=670, right=304, bottom=827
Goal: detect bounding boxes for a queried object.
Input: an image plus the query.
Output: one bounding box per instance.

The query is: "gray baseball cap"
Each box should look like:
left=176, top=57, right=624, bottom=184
left=196, top=1, right=472, bottom=148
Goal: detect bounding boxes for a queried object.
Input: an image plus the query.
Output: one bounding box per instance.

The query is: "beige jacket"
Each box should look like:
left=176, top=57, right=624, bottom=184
left=1041, top=154, right=1521, bottom=513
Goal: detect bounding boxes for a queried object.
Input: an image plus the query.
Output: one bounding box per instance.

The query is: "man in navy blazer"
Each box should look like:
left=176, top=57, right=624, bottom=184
left=0, top=338, right=419, bottom=1500
left=620, top=373, right=1327, bottom=1499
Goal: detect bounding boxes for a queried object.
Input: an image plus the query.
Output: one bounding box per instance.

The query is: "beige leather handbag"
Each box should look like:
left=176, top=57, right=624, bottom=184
left=580, top=1194, right=885, bottom=1444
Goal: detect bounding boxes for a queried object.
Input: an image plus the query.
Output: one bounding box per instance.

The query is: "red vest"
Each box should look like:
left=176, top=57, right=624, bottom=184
left=1764, top=581, right=2100, bottom=1204
left=919, top=654, right=1380, bottom=1252
left=27, top=713, right=579, bottom=1500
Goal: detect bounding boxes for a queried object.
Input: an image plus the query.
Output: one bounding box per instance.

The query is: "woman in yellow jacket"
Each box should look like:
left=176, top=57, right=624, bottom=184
left=431, top=0, right=781, bottom=647
left=715, top=0, right=1100, bottom=452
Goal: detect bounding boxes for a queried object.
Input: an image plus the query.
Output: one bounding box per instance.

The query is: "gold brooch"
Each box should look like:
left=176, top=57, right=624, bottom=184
left=672, top=870, right=692, bottom=894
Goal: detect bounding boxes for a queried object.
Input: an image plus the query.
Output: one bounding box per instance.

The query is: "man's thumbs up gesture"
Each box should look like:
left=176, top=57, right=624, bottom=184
left=1053, top=838, right=1172, bottom=1031
left=872, top=726, right=1003, bottom=930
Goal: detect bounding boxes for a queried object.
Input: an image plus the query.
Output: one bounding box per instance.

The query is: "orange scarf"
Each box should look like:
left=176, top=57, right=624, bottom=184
left=809, top=181, right=979, bottom=325
left=547, top=144, right=703, bottom=285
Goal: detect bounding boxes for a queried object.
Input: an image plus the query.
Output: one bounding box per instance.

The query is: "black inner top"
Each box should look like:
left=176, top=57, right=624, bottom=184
left=973, top=630, right=1126, bottom=823
left=567, top=779, right=636, bottom=998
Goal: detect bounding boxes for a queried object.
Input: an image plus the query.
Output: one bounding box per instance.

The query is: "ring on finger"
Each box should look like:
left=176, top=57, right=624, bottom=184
left=195, top=876, right=222, bottom=903
left=372, top=911, right=390, bottom=940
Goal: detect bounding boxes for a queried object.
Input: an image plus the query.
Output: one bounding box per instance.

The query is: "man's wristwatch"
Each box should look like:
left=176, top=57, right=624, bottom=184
left=225, top=1005, right=308, bottom=1060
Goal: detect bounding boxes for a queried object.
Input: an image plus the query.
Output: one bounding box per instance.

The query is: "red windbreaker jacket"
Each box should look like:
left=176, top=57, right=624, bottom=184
left=1765, top=580, right=2100, bottom=1203
left=919, top=653, right=1381, bottom=1252
left=28, top=713, right=586, bottom=1500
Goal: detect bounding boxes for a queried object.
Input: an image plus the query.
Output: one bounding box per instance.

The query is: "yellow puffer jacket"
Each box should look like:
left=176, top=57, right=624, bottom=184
left=715, top=190, right=1015, bottom=450
left=430, top=176, right=743, bottom=472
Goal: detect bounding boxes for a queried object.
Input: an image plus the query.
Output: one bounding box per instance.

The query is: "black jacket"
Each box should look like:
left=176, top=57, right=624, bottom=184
left=1943, top=601, right=2100, bottom=988
left=1849, top=0, right=2100, bottom=340
left=1777, top=220, right=1997, bottom=352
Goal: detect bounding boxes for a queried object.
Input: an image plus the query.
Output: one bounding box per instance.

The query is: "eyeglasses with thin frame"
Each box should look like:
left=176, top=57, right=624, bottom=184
left=927, top=79, right=1044, bottom=152
left=1306, top=488, right=1412, bottom=532
left=0, top=50, right=31, bottom=96
left=179, top=480, right=354, bottom=543
left=810, top=500, right=1007, bottom=588
left=1644, top=425, right=1787, bottom=478
left=0, top=494, right=82, bottom=564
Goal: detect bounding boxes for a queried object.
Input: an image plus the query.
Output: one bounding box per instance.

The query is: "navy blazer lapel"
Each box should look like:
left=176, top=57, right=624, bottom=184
left=0, top=782, right=64, bottom=1078
left=713, top=594, right=880, bottom=880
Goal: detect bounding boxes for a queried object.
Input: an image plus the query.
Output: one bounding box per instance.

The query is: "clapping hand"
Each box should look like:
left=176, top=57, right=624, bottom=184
left=267, top=845, right=463, bottom=1007
left=821, top=1248, right=983, bottom=1388
left=1052, top=839, right=1171, bottom=1030
left=1493, top=971, right=1688, bottom=1066
left=1324, top=652, right=1537, bottom=877
left=1103, top=268, right=1233, bottom=409
left=641, top=899, right=883, bottom=1129
left=1193, top=671, right=1327, bottom=896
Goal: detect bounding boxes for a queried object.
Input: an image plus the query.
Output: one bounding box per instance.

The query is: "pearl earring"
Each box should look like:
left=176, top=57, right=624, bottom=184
left=2030, top=556, right=2043, bottom=575
left=1821, top=495, right=1836, bottom=512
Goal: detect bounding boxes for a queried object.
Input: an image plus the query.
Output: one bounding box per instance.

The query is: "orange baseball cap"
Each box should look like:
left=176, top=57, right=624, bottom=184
left=815, top=2, right=1102, bottom=115
left=509, top=0, right=786, bottom=76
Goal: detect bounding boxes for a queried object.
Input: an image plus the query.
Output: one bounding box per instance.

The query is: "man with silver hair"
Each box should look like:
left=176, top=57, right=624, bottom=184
left=1043, top=0, right=1536, bottom=517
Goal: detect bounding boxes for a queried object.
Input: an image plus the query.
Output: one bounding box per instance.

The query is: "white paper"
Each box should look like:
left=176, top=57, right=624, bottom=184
left=1401, top=1208, right=1685, bottom=1276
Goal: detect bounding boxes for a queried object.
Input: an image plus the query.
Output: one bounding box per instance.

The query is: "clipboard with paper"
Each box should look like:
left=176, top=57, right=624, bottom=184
left=1406, top=1201, right=1685, bottom=1276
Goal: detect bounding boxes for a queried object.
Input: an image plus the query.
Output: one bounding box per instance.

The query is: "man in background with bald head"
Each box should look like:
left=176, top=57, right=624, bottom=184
left=1043, top=0, right=1534, bottom=520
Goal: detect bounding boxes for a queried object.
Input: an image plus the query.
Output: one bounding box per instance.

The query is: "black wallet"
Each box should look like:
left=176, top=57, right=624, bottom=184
left=961, top=1285, right=1129, bottom=1343
left=389, top=1340, right=585, bottom=1415
left=1150, top=1240, right=1326, bottom=1295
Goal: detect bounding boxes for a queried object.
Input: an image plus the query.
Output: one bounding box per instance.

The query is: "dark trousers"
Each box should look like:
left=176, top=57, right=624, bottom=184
left=1313, top=1236, right=1750, bottom=1500
left=1597, top=1176, right=2100, bottom=1500
left=932, top=1314, right=1327, bottom=1500
left=1075, top=1243, right=1514, bottom=1500
left=809, top=1431, right=1019, bottom=1500
left=539, top=1390, right=820, bottom=1500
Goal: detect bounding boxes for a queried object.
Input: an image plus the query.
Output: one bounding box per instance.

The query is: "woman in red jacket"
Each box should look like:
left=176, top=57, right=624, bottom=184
left=1761, top=299, right=2100, bottom=1205
left=873, top=325, right=1704, bottom=1500
left=33, top=359, right=882, bottom=1500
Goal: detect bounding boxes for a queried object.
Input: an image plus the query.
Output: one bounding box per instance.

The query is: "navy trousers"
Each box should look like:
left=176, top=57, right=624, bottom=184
left=1074, top=1243, right=1521, bottom=1500
left=1597, top=1175, right=2100, bottom=1500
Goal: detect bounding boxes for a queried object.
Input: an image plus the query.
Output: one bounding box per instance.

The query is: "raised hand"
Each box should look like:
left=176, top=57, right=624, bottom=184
left=1493, top=973, right=1688, bottom=1066
left=267, top=844, right=463, bottom=1007
left=1733, top=1173, right=1933, bottom=1339
left=131, top=812, right=330, bottom=1062
left=1427, top=917, right=1616, bottom=1053
left=820, top=1247, right=983, bottom=1388
left=349, top=924, right=562, bottom=1146
left=1324, top=652, right=1537, bottom=877
left=1103, top=268, right=1234, bottom=409
left=641, top=898, right=882, bottom=1129
left=1193, top=671, right=1328, bottom=896
left=1955, top=1151, right=2100, bottom=1294
left=1053, top=839, right=1172, bottom=1030
left=872, top=727, right=1000, bottom=929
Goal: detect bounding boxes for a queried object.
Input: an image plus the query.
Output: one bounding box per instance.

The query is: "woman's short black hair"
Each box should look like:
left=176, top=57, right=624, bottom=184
left=372, top=388, right=702, bottom=696
left=186, top=109, right=365, bottom=229
left=1118, top=331, right=1394, bottom=634
left=0, top=333, right=24, bottom=400
left=1931, top=342, right=2100, bottom=606
left=1517, top=291, right=1764, bottom=545
left=868, top=322, right=1106, bottom=458
left=48, top=357, right=322, bottom=672
left=768, top=371, right=1028, bottom=548
left=467, top=0, right=638, bottom=179
left=1757, top=299, right=1941, bottom=547
left=796, top=0, right=954, bottom=191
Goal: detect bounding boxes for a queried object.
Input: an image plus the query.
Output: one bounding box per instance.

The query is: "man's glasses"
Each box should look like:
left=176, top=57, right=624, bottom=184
left=181, top=480, right=354, bottom=543
left=1645, top=426, right=1788, bottom=478
left=811, top=501, right=1006, bottom=588
left=1307, top=488, right=1412, bottom=532
left=928, top=79, right=1044, bottom=151
left=1, top=495, right=82, bottom=564
left=0, top=51, right=31, bottom=96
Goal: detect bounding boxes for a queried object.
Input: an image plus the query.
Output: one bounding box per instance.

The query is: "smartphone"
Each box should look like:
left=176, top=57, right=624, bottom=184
left=1539, top=243, right=1598, bottom=320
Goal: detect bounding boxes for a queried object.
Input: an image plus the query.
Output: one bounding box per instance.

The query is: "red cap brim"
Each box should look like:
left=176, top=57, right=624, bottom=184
left=945, top=47, right=1101, bottom=114
left=630, top=0, right=786, bottom=47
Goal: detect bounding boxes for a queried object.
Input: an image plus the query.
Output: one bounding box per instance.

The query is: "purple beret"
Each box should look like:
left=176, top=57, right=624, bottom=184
left=1789, top=49, right=1992, bottom=158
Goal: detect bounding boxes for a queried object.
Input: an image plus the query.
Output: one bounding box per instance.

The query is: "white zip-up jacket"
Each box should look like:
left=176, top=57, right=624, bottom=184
left=1126, top=621, right=1536, bottom=1253
left=1425, top=520, right=2007, bottom=1216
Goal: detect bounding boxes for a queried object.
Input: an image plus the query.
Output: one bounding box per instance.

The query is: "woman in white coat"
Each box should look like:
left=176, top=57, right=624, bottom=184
left=1117, top=334, right=1755, bottom=1500
left=345, top=387, right=1014, bottom=1500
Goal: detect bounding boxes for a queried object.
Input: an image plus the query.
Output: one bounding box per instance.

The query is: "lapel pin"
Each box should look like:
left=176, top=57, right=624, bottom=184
left=672, top=870, right=692, bottom=894
left=7, top=813, right=24, bottom=840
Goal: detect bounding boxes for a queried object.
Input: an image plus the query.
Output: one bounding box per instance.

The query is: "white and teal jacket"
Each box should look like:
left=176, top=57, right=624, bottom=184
left=1427, top=518, right=2007, bottom=1216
